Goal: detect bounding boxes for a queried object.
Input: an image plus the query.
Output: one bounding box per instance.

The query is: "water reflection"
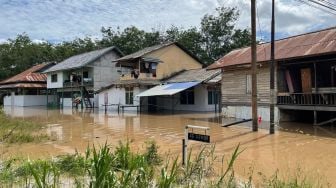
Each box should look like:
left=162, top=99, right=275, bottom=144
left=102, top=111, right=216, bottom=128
left=2, top=106, right=336, bottom=185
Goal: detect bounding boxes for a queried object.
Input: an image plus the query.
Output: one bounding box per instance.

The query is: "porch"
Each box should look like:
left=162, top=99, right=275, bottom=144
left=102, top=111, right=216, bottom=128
left=276, top=55, right=336, bottom=124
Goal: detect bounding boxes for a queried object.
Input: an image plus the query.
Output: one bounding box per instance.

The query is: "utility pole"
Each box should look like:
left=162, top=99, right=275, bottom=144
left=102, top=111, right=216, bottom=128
left=270, top=0, right=275, bottom=134
left=251, top=0, right=258, bottom=131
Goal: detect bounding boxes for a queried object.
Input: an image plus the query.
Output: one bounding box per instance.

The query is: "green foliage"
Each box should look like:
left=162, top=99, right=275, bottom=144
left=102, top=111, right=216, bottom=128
left=144, top=140, right=162, bottom=165
left=0, top=109, right=49, bottom=144
left=0, top=5, right=251, bottom=81
left=0, top=141, right=327, bottom=187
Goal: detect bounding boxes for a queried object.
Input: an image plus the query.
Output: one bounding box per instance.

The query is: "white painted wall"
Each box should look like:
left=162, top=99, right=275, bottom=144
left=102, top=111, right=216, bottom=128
left=47, top=71, right=64, bottom=88
left=222, top=106, right=280, bottom=123
left=98, top=86, right=146, bottom=111
left=156, top=84, right=217, bottom=112
left=3, top=95, right=54, bottom=106
left=60, top=97, right=94, bottom=108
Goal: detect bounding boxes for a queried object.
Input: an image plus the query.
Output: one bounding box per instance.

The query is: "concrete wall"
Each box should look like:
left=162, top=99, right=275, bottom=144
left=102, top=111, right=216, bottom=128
left=156, top=84, right=218, bottom=112
left=93, top=51, right=121, bottom=91
left=98, top=86, right=147, bottom=111
left=145, top=44, right=203, bottom=79
left=47, top=71, right=64, bottom=88
left=3, top=95, right=54, bottom=106
left=222, top=105, right=280, bottom=123
left=60, top=97, right=94, bottom=108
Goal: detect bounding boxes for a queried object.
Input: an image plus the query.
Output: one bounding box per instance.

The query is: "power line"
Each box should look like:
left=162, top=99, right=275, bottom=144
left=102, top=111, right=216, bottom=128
left=317, top=0, right=336, bottom=9
left=295, top=0, right=336, bottom=15
left=308, top=0, right=336, bottom=12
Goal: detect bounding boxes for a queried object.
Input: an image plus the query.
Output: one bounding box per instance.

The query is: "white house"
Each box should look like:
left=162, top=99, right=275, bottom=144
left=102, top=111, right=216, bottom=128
left=0, top=63, right=55, bottom=107
left=136, top=68, right=222, bottom=112
left=43, top=46, right=123, bottom=108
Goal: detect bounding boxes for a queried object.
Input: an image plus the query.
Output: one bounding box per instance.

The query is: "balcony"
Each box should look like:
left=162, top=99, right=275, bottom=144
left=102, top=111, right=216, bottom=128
left=120, top=72, right=156, bottom=81
left=277, top=92, right=336, bottom=106
left=63, top=78, right=93, bottom=88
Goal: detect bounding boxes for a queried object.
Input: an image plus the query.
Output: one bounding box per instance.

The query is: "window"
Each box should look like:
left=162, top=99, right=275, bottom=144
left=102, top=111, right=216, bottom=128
left=208, top=90, right=219, bottom=105
left=83, top=71, right=89, bottom=79
left=246, top=74, right=252, bottom=94
left=51, top=74, right=58, bottom=83
left=125, top=87, right=134, bottom=105
left=180, top=88, right=194, bottom=105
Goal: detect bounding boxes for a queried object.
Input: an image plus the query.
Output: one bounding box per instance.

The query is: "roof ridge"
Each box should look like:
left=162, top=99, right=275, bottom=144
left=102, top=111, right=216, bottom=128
left=224, top=26, right=336, bottom=55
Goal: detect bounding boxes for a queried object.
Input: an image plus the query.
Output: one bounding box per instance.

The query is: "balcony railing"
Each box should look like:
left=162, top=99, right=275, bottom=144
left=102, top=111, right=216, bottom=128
left=277, top=93, right=336, bottom=106
left=120, top=73, right=156, bottom=80
left=63, top=79, right=93, bottom=88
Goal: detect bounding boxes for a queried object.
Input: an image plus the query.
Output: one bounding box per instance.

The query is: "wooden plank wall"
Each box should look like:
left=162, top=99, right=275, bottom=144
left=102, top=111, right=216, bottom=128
left=221, top=66, right=276, bottom=106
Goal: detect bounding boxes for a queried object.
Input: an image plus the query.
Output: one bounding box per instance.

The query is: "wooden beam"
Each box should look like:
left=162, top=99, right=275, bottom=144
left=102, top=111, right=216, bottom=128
left=251, top=0, right=258, bottom=132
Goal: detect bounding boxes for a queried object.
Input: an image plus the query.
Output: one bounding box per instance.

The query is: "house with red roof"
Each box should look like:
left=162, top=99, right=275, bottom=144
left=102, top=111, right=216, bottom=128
left=208, top=27, right=336, bottom=125
left=0, top=63, right=55, bottom=106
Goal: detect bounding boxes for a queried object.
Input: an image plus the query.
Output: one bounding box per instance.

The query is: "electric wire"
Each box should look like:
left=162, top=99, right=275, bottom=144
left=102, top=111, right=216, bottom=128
left=295, top=0, right=336, bottom=15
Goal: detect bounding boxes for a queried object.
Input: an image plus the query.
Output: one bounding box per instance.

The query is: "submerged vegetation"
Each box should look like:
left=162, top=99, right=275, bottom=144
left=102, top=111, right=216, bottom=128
left=0, top=109, right=49, bottom=144
left=0, top=140, right=328, bottom=187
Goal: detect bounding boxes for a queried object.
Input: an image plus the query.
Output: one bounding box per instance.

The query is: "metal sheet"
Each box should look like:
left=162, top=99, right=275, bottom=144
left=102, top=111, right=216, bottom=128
left=208, top=27, right=336, bottom=70
left=136, top=81, right=200, bottom=97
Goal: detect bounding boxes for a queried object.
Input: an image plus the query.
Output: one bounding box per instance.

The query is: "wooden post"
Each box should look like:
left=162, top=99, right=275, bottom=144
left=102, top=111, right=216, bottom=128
left=270, top=0, right=275, bottom=134
left=251, top=0, right=258, bottom=131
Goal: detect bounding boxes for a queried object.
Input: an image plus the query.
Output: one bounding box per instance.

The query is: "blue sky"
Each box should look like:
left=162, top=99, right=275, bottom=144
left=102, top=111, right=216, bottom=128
left=0, top=0, right=334, bottom=43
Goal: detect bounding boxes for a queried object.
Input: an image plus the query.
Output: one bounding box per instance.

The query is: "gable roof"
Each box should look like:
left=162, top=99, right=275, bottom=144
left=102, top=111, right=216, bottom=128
left=0, top=63, right=54, bottom=88
left=164, top=68, right=221, bottom=83
left=116, top=42, right=204, bottom=65
left=207, top=27, right=336, bottom=70
left=44, top=46, right=123, bottom=73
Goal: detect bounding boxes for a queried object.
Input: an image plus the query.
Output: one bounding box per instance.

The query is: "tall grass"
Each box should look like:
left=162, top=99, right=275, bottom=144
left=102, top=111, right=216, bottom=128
left=0, top=109, right=49, bottom=144
left=0, top=140, right=328, bottom=187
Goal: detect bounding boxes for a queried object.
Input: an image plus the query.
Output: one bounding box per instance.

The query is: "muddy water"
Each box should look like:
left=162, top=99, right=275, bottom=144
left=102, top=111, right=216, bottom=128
left=2, top=106, right=336, bottom=185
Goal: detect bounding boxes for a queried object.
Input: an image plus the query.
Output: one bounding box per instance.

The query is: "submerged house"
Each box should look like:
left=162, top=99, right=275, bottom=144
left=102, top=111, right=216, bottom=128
left=97, top=42, right=204, bottom=111
left=208, top=27, right=336, bottom=124
left=0, top=63, right=55, bottom=106
left=137, top=68, right=221, bottom=112
left=44, top=46, right=123, bottom=108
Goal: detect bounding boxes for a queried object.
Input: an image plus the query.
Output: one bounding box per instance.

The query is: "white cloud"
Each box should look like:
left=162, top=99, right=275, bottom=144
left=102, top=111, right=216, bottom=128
left=0, top=0, right=334, bottom=42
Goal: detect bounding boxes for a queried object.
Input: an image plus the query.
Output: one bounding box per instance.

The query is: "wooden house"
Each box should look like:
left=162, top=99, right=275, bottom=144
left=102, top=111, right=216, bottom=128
left=97, top=42, right=204, bottom=112
left=43, top=46, right=123, bottom=108
left=208, top=27, right=336, bottom=124
left=0, top=63, right=55, bottom=106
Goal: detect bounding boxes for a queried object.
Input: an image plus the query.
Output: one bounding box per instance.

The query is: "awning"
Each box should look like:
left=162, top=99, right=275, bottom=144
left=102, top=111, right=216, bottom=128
left=136, top=81, right=200, bottom=97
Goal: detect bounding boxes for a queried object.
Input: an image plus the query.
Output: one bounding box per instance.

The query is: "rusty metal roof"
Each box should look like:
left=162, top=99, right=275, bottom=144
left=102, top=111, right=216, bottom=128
left=0, top=63, right=52, bottom=88
left=0, top=83, right=46, bottom=89
left=208, top=27, right=336, bottom=69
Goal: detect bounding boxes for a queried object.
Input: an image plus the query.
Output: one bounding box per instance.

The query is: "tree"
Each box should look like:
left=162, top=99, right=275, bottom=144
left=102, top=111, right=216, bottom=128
left=200, top=7, right=251, bottom=64
left=100, top=26, right=163, bottom=55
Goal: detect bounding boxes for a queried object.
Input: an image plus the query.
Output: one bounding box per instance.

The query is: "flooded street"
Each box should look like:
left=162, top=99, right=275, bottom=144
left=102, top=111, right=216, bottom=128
left=2, top=106, right=336, bottom=185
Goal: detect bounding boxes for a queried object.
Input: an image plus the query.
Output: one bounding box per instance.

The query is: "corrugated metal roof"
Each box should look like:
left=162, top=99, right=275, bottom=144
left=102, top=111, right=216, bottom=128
left=165, top=68, right=221, bottom=83
left=207, top=27, right=336, bottom=69
left=44, top=46, right=122, bottom=73
left=136, top=82, right=200, bottom=97
left=117, top=42, right=174, bottom=61
left=0, top=83, right=46, bottom=89
left=0, top=63, right=51, bottom=86
left=206, top=74, right=221, bottom=83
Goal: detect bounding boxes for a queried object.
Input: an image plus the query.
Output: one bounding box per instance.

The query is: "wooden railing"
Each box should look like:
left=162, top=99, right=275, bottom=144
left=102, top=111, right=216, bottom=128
left=277, top=93, right=336, bottom=106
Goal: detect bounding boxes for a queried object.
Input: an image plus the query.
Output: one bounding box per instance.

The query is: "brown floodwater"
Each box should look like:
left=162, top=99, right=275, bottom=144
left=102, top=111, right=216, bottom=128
left=1, top=106, right=336, bottom=186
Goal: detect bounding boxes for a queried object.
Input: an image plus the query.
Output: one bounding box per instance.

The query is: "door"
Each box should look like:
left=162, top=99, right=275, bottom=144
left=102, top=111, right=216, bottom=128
left=301, top=68, right=312, bottom=93
left=148, top=96, right=157, bottom=112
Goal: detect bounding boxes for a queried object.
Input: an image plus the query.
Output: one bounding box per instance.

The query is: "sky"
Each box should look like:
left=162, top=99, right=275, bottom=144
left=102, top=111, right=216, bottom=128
left=0, top=0, right=335, bottom=43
